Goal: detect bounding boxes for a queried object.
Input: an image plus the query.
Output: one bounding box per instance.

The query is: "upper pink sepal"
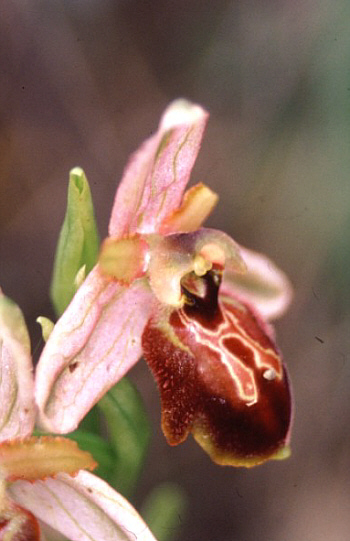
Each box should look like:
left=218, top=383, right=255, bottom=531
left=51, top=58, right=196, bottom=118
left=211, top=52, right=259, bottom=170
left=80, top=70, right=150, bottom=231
left=35, top=267, right=154, bottom=433
left=221, top=245, right=293, bottom=321
left=0, top=291, right=36, bottom=441
left=9, top=470, right=158, bottom=541
left=109, top=99, right=209, bottom=237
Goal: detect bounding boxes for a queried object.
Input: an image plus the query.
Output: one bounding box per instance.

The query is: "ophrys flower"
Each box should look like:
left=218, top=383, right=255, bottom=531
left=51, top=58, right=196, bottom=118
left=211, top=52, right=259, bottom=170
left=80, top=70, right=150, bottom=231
left=35, top=100, right=293, bottom=467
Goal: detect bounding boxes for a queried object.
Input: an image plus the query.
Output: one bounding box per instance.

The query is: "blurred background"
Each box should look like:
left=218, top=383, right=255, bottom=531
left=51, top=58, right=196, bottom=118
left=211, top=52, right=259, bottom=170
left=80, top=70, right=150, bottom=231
left=1, top=1, right=350, bottom=540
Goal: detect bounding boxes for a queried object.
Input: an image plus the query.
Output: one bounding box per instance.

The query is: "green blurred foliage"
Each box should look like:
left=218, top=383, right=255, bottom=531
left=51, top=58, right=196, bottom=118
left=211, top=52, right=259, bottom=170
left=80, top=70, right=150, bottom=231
left=141, top=483, right=187, bottom=541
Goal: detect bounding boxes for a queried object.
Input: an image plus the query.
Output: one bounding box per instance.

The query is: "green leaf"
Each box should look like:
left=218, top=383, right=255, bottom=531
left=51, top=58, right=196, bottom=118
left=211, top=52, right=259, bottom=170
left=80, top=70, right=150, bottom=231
left=141, top=483, right=187, bottom=541
left=77, top=404, right=102, bottom=435
left=50, top=167, right=99, bottom=317
left=97, top=377, right=150, bottom=497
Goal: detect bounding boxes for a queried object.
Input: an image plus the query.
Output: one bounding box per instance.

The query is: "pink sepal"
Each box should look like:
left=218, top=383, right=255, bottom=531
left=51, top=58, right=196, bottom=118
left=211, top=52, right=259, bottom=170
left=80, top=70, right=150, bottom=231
left=109, top=100, right=208, bottom=237
left=35, top=267, right=154, bottom=433
left=0, top=291, right=36, bottom=441
left=9, top=470, right=158, bottom=541
left=221, top=245, right=293, bottom=321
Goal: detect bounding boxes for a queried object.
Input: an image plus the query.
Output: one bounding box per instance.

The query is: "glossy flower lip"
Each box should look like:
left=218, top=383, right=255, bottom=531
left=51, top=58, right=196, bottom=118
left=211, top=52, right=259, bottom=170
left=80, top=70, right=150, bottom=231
left=34, top=99, right=293, bottom=466
left=142, top=267, right=292, bottom=467
left=0, top=290, right=158, bottom=541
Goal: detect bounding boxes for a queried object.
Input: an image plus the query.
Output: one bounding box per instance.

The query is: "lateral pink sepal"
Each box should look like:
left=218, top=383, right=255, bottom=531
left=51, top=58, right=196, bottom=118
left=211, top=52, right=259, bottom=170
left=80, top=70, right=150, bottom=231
left=0, top=291, right=36, bottom=442
left=9, top=471, right=158, bottom=541
left=221, top=245, right=293, bottom=320
left=109, top=99, right=208, bottom=237
left=35, top=267, right=154, bottom=433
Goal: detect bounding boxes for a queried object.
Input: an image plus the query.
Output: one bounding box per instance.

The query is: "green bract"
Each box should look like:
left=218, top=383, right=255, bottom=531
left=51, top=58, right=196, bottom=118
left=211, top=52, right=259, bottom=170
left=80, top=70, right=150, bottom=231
left=50, top=167, right=99, bottom=316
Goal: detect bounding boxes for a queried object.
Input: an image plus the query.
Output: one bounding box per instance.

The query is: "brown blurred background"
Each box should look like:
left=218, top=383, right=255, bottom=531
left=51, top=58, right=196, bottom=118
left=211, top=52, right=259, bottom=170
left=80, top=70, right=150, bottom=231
left=1, top=1, right=350, bottom=540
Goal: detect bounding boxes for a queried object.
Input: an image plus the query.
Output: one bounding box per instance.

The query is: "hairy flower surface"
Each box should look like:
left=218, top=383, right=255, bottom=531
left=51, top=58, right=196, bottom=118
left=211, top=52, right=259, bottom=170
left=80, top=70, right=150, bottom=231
left=0, top=291, right=157, bottom=540
left=35, top=100, right=293, bottom=467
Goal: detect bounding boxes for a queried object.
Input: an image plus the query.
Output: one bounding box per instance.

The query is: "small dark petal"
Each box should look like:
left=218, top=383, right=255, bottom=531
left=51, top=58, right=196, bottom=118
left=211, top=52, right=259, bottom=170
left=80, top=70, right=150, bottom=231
left=142, top=270, right=292, bottom=466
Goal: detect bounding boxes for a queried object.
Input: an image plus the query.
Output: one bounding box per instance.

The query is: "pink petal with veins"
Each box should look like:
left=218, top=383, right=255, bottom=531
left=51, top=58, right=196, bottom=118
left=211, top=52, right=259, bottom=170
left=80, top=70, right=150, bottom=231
left=221, top=246, right=293, bottom=321
left=0, top=292, right=35, bottom=441
left=109, top=99, right=208, bottom=237
left=9, top=470, right=157, bottom=541
left=35, top=267, right=154, bottom=433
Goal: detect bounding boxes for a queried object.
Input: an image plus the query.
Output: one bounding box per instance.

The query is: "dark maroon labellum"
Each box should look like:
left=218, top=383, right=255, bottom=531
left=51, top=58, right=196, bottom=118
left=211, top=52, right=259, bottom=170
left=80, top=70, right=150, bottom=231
left=142, top=268, right=292, bottom=466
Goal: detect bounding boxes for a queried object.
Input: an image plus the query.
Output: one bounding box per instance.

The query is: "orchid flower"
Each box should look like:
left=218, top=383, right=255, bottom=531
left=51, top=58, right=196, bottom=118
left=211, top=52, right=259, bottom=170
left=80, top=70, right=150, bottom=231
left=35, top=100, right=293, bottom=467
left=0, top=291, right=157, bottom=540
